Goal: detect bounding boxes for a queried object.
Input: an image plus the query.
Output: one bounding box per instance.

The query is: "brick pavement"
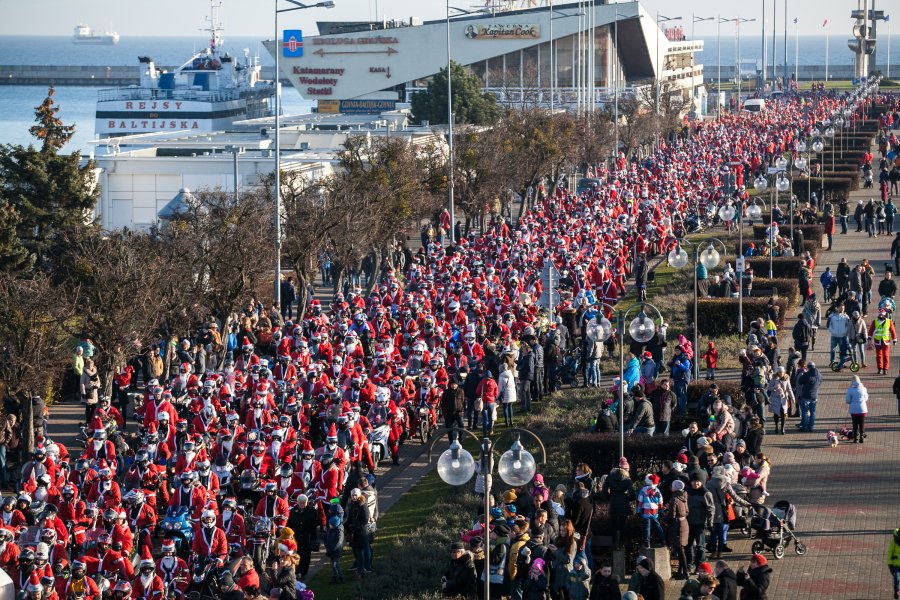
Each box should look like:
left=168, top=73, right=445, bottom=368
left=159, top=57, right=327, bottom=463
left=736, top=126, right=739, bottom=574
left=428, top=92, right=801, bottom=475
left=716, top=134, right=900, bottom=599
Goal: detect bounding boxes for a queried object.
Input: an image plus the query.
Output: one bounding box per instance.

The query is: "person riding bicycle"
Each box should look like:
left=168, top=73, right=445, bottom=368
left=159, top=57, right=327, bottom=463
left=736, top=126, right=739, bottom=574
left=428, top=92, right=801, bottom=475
left=827, top=304, right=852, bottom=367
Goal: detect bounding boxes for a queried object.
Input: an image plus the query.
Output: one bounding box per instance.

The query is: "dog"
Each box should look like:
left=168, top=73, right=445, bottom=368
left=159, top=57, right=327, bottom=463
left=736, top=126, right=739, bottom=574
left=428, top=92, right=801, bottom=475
left=839, top=427, right=854, bottom=441
left=827, top=431, right=840, bottom=447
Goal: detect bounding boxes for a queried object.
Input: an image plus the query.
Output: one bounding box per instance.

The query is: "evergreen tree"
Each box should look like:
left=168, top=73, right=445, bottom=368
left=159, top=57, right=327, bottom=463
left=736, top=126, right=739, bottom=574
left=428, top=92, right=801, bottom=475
left=0, top=201, right=34, bottom=275
left=0, top=86, right=97, bottom=270
left=411, top=61, right=503, bottom=126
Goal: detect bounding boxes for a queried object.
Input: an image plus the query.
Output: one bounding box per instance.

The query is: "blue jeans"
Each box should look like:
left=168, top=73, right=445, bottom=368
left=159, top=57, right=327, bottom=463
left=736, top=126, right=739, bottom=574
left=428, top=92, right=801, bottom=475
left=840, top=215, right=848, bottom=233
left=502, top=402, right=514, bottom=426
left=519, top=381, right=532, bottom=413
left=830, top=336, right=849, bottom=363
left=827, top=233, right=833, bottom=249
left=511, top=580, right=524, bottom=600
left=891, top=565, right=900, bottom=595
left=709, top=523, right=727, bottom=553
left=642, top=517, right=666, bottom=547
left=674, top=380, right=688, bottom=415
left=482, top=405, right=494, bottom=436
left=0, top=444, right=6, bottom=488
left=633, top=426, right=656, bottom=435
left=586, top=359, right=600, bottom=386
left=852, top=342, right=866, bottom=365
left=800, top=399, right=817, bottom=431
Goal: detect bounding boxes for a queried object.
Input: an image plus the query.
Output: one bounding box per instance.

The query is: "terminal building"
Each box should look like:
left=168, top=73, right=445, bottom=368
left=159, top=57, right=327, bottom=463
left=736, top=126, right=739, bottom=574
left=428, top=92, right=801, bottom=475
left=272, top=0, right=704, bottom=113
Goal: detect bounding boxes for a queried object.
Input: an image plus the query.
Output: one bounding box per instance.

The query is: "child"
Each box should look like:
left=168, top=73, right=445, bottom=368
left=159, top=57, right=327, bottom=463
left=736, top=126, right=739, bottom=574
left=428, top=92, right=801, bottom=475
left=324, top=516, right=345, bottom=584
left=765, top=317, right=777, bottom=338
left=700, top=341, right=718, bottom=381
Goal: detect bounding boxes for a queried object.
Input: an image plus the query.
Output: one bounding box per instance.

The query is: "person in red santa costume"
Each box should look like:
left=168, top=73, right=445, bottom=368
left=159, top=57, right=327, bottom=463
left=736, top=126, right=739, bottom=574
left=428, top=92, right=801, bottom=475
left=191, top=509, right=228, bottom=561
left=131, top=550, right=164, bottom=600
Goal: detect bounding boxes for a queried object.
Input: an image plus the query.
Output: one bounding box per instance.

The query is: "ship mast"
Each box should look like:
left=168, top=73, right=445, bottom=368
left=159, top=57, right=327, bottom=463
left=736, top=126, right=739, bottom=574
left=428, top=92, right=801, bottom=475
left=203, top=0, right=224, bottom=56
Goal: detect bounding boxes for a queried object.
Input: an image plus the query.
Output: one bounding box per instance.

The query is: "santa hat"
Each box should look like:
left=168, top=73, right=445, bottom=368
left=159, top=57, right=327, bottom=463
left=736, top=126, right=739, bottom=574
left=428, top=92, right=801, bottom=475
left=752, top=553, right=768, bottom=567
left=255, top=382, right=269, bottom=396
left=25, top=573, right=43, bottom=593
left=161, top=540, right=176, bottom=553
left=139, top=547, right=155, bottom=568
left=278, top=538, right=297, bottom=555
left=326, top=424, right=338, bottom=441
left=301, top=439, right=314, bottom=454
left=146, top=423, right=158, bottom=435
left=242, top=337, right=253, bottom=347
left=180, top=362, right=191, bottom=373
left=645, top=474, right=660, bottom=486
left=91, top=417, right=104, bottom=433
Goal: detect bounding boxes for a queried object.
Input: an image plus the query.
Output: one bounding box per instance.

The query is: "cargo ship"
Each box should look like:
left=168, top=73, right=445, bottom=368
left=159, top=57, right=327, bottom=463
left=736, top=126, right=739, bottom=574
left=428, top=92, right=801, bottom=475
left=73, top=24, right=120, bottom=45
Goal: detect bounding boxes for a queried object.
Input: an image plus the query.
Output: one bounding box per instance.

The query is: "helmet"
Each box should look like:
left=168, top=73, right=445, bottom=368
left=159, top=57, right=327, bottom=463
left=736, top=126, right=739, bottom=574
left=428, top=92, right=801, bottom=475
left=19, top=548, right=35, bottom=566
left=222, top=497, right=237, bottom=511
left=279, top=463, right=294, bottom=479
left=264, top=481, right=277, bottom=495
left=41, top=528, right=57, bottom=545
left=201, top=510, right=217, bottom=528
left=97, top=532, right=112, bottom=548
left=135, top=449, right=150, bottom=467
left=103, top=508, right=119, bottom=523
left=113, top=581, right=132, bottom=600
left=197, top=460, right=211, bottom=475
left=161, top=540, right=176, bottom=555
left=252, top=440, right=266, bottom=456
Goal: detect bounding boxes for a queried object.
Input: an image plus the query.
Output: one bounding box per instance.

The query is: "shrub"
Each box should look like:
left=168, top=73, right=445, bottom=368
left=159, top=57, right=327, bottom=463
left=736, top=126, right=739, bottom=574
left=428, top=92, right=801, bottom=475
left=752, top=223, right=823, bottom=244
left=688, top=380, right=744, bottom=410
left=687, top=297, right=788, bottom=335
left=753, top=278, right=800, bottom=305
left=746, top=256, right=806, bottom=279
left=569, top=432, right=685, bottom=482
left=737, top=239, right=820, bottom=260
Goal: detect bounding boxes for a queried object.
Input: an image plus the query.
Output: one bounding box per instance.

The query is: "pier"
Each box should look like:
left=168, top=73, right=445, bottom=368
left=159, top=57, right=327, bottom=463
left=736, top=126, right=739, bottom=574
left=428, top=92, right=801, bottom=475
left=0, top=65, right=285, bottom=86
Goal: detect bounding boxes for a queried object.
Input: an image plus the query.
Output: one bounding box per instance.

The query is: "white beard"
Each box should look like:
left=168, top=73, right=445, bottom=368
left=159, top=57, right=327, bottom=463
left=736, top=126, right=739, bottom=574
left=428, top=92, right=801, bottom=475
left=271, top=441, right=282, bottom=457
left=302, top=459, right=312, bottom=470
left=34, top=488, right=48, bottom=502
left=141, top=574, right=153, bottom=588
left=222, top=441, right=232, bottom=454
left=280, top=477, right=291, bottom=491
left=160, top=556, right=175, bottom=570
left=222, top=510, right=233, bottom=521
left=254, top=409, right=262, bottom=419
left=93, top=440, right=103, bottom=451
left=345, top=343, right=356, bottom=353
left=179, top=374, right=188, bottom=386
left=102, top=481, right=112, bottom=491
left=185, top=451, right=196, bottom=463
left=332, top=367, right=341, bottom=377
left=147, top=443, right=158, bottom=455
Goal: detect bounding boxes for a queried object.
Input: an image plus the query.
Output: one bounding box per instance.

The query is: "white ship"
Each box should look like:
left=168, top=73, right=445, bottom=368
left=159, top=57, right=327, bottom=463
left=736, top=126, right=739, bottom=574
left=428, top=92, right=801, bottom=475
left=73, top=24, right=120, bottom=45
left=95, top=2, right=274, bottom=137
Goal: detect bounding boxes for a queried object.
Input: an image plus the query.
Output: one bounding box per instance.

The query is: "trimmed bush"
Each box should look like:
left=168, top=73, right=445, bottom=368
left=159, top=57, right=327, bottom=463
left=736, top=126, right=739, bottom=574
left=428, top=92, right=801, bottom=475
left=745, top=256, right=807, bottom=279
left=753, top=278, right=800, bottom=305
left=752, top=223, right=823, bottom=243
left=687, top=380, right=745, bottom=411
left=687, top=296, right=788, bottom=335
left=737, top=239, right=820, bottom=260
left=569, top=432, right=685, bottom=481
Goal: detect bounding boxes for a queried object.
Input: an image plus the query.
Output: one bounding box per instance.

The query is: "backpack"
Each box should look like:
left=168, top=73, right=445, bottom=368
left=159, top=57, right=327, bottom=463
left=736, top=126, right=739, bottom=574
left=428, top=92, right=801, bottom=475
left=795, top=324, right=810, bottom=345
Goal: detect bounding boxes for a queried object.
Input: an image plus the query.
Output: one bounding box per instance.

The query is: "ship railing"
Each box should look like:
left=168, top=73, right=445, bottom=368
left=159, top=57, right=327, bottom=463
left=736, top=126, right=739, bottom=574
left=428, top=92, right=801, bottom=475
left=96, top=87, right=248, bottom=103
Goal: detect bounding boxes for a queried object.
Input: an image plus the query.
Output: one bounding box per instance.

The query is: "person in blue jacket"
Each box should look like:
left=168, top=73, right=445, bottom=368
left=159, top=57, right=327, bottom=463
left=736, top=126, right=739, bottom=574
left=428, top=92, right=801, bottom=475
left=668, top=345, right=692, bottom=416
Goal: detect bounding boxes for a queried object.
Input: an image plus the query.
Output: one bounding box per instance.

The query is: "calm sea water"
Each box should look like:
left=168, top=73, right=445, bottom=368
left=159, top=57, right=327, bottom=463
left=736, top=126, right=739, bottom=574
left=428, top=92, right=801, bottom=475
left=0, top=33, right=898, bottom=152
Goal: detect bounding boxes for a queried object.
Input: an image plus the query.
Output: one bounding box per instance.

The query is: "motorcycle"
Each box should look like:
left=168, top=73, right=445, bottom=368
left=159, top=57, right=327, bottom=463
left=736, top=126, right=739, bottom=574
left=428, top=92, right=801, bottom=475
left=162, top=506, right=193, bottom=558
left=188, top=560, right=221, bottom=600
left=367, top=424, right=391, bottom=464
left=246, top=516, right=273, bottom=574
left=406, top=401, right=435, bottom=443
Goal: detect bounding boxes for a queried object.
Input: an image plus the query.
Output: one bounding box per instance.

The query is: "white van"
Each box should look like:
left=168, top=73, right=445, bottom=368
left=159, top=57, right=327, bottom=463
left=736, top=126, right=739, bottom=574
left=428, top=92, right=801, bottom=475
left=742, top=99, right=766, bottom=113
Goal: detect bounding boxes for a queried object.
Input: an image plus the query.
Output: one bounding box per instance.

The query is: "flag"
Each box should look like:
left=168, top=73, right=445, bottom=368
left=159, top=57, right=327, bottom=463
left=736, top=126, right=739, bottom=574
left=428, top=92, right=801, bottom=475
left=822, top=19, right=828, bottom=27
left=283, top=29, right=303, bottom=57
left=793, top=17, right=798, bottom=24
left=885, top=15, right=890, bottom=22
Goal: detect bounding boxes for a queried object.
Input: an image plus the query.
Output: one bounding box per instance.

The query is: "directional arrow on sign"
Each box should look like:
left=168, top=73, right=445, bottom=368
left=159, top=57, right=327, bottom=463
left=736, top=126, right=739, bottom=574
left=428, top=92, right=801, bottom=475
left=312, top=47, right=398, bottom=57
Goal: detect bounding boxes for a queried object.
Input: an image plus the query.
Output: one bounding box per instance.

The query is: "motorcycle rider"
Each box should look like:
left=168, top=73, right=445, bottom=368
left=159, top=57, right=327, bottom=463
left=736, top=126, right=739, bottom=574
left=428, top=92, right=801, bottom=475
left=156, top=540, right=189, bottom=599
left=254, top=481, right=289, bottom=520
left=131, top=551, right=164, bottom=600
left=218, top=497, right=245, bottom=546
left=191, top=509, right=228, bottom=562
left=63, top=560, right=100, bottom=600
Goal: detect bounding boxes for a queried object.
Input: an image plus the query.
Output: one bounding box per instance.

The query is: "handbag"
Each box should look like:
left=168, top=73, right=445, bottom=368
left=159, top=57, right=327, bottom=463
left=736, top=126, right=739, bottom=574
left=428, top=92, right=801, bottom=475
left=473, top=396, right=484, bottom=413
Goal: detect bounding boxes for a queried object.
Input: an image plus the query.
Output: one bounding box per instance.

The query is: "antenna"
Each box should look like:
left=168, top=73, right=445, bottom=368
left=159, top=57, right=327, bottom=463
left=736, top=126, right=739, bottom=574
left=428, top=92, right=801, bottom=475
left=202, top=0, right=224, bottom=53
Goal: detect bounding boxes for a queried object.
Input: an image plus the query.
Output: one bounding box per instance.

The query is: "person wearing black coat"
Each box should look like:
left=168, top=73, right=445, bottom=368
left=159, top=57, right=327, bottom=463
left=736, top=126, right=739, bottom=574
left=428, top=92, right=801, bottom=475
left=440, top=377, right=466, bottom=440
left=736, top=554, right=772, bottom=600
left=269, top=553, right=298, bottom=600
left=566, top=481, right=593, bottom=550
left=589, top=561, right=622, bottom=600
left=286, top=496, right=320, bottom=580
left=443, top=542, right=477, bottom=598
left=602, top=462, right=634, bottom=548
left=637, top=558, right=665, bottom=600
left=714, top=560, right=738, bottom=600
left=463, top=365, right=483, bottom=430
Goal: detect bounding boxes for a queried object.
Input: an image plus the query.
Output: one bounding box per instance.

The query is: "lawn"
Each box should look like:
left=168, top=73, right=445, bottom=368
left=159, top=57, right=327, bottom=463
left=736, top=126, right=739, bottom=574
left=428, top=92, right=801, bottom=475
left=306, top=388, right=599, bottom=599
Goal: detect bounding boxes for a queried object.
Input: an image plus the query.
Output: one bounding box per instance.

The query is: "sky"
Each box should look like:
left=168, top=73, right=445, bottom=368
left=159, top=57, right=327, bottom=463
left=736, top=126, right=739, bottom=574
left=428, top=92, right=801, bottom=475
left=0, top=0, right=873, bottom=38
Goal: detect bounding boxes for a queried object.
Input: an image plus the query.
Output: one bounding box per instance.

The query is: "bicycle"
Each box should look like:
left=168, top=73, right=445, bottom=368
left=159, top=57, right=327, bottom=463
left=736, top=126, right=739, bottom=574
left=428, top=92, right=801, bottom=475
left=830, top=352, right=860, bottom=373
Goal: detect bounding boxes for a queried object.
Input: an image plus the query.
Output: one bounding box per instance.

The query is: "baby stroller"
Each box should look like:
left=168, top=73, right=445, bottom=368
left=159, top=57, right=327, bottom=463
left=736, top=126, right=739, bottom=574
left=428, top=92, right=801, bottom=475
left=559, top=347, right=582, bottom=388
left=750, top=500, right=807, bottom=559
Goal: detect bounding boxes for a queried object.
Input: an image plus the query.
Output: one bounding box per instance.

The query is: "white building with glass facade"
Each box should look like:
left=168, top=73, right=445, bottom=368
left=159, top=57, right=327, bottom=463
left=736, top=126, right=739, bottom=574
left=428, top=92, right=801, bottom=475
left=272, top=0, right=703, bottom=112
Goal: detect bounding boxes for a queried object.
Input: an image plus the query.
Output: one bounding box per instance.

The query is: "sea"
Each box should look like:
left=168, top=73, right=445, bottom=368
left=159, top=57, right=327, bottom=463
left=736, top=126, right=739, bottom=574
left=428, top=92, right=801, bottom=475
left=0, top=33, right=897, bottom=153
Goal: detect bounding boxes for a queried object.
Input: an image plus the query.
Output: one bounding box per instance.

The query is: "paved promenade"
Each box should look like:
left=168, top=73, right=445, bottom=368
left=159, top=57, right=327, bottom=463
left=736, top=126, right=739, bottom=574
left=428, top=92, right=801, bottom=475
left=721, top=146, right=899, bottom=598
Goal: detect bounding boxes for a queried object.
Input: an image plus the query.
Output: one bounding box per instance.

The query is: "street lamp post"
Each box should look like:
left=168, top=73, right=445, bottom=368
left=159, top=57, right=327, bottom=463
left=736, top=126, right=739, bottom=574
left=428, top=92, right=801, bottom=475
left=617, top=303, right=663, bottom=456
left=655, top=13, right=681, bottom=115
left=273, top=0, right=335, bottom=304
left=446, top=0, right=455, bottom=244
left=692, top=15, right=714, bottom=114
left=431, top=428, right=546, bottom=600
left=717, top=201, right=742, bottom=331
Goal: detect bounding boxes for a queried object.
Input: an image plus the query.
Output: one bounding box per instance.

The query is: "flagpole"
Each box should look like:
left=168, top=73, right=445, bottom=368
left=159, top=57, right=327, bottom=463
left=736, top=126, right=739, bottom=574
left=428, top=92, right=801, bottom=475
left=825, top=22, right=829, bottom=88
left=783, top=0, right=787, bottom=85
left=794, top=17, right=799, bottom=88
left=889, top=17, right=892, bottom=79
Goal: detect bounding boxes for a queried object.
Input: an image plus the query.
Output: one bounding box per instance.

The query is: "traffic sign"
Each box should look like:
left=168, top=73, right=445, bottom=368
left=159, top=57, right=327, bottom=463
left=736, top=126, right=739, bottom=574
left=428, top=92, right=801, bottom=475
left=539, top=263, right=561, bottom=311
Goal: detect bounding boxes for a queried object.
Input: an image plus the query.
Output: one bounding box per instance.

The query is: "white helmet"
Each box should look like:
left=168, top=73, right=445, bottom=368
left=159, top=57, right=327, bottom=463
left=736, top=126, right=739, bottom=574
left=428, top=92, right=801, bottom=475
left=375, top=387, right=390, bottom=404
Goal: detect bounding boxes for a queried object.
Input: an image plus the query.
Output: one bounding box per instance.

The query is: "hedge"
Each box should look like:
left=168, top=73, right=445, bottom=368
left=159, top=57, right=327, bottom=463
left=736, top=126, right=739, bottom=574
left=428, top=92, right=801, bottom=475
left=746, top=256, right=807, bottom=279
left=688, top=380, right=744, bottom=409
left=737, top=239, right=821, bottom=260
left=752, top=223, right=823, bottom=243
left=753, top=278, right=800, bottom=305
left=569, top=432, right=685, bottom=482
left=687, top=296, right=788, bottom=335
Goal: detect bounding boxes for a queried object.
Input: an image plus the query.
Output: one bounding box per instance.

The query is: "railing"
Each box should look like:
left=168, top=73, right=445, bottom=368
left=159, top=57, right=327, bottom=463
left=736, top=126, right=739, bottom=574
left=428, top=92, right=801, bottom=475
left=96, top=87, right=258, bottom=103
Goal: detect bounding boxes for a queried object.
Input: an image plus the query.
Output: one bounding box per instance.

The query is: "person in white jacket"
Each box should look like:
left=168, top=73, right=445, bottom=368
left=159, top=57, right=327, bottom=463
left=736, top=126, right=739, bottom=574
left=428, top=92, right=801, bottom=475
left=845, top=375, right=869, bottom=443
left=497, top=358, right=517, bottom=428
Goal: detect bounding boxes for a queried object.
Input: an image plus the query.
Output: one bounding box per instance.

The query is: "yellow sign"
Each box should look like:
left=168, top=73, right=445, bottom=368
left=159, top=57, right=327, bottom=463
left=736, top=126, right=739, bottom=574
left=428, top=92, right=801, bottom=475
left=317, top=100, right=340, bottom=113
left=464, top=23, right=540, bottom=40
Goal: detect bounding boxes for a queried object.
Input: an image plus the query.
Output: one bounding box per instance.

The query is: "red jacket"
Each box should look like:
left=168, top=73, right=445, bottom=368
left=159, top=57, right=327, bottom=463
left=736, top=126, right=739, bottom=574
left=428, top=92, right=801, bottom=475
left=476, top=377, right=499, bottom=404
left=191, top=525, right=228, bottom=559
left=254, top=495, right=289, bottom=519
left=131, top=574, right=164, bottom=600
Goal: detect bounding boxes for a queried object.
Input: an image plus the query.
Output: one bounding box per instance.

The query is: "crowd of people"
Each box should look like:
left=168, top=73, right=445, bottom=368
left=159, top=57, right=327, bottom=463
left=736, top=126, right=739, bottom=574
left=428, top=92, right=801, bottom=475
left=0, top=80, right=896, bottom=600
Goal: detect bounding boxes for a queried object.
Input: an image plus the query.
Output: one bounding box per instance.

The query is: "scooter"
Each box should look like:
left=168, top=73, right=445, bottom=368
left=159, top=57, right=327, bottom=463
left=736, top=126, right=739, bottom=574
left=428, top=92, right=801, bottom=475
left=162, top=506, right=194, bottom=558
left=368, top=424, right=390, bottom=464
